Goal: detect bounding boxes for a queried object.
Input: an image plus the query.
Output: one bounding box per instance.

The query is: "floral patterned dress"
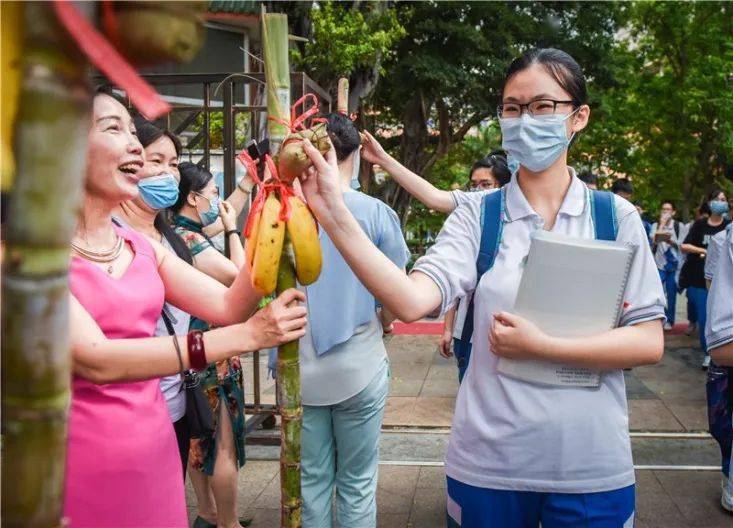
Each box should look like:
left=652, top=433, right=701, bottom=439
left=173, top=214, right=246, bottom=475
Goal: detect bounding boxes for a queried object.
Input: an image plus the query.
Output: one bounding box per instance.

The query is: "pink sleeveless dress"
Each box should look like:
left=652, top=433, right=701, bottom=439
left=63, top=224, right=187, bottom=527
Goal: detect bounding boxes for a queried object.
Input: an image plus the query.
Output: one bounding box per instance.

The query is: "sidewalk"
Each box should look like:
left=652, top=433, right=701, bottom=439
left=224, top=296, right=732, bottom=527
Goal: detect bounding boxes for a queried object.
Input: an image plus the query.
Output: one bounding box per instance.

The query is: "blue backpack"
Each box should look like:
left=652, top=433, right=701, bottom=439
left=454, top=187, right=619, bottom=371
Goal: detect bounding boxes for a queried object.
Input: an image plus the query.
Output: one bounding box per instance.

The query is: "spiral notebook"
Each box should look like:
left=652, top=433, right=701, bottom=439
left=497, top=230, right=635, bottom=388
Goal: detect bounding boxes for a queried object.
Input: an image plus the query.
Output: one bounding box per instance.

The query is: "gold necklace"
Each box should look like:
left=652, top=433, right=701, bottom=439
left=71, top=236, right=125, bottom=274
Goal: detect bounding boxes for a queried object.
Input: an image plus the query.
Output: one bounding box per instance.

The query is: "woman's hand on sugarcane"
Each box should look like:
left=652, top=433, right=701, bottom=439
left=243, top=288, right=308, bottom=349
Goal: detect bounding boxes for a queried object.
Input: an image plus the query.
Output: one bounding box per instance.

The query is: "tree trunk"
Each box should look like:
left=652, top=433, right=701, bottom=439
left=1, top=3, right=90, bottom=527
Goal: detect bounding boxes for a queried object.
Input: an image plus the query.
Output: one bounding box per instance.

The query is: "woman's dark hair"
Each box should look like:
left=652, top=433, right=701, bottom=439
left=707, top=188, right=727, bottom=203
left=94, top=85, right=130, bottom=108
left=172, top=162, right=214, bottom=214
left=503, top=48, right=587, bottom=106
left=469, top=150, right=511, bottom=187
left=660, top=199, right=676, bottom=210
left=324, top=113, right=361, bottom=161
left=133, top=117, right=182, bottom=157
left=611, top=178, right=633, bottom=196
left=577, top=169, right=597, bottom=186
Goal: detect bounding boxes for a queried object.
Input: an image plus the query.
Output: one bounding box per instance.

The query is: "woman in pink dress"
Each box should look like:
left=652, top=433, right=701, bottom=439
left=63, top=91, right=308, bottom=527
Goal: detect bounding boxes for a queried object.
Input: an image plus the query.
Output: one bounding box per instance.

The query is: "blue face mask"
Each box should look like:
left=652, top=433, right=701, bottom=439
left=709, top=200, right=729, bottom=216
left=196, top=193, right=221, bottom=226
left=500, top=109, right=578, bottom=173
left=138, top=173, right=179, bottom=210
left=506, top=154, right=519, bottom=175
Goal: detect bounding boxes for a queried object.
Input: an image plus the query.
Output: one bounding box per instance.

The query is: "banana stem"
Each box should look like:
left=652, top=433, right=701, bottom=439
left=276, top=238, right=302, bottom=528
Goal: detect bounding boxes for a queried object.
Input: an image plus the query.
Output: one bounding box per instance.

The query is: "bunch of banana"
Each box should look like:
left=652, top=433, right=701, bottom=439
left=246, top=191, right=322, bottom=295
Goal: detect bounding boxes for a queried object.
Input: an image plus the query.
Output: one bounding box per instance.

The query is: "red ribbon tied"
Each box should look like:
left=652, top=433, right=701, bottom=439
left=242, top=152, right=294, bottom=239
left=267, top=93, right=327, bottom=133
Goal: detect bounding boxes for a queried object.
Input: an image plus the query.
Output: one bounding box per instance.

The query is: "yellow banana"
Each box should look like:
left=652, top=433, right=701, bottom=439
left=245, top=206, right=262, bottom=270
left=251, top=193, right=285, bottom=295
left=286, top=195, right=322, bottom=285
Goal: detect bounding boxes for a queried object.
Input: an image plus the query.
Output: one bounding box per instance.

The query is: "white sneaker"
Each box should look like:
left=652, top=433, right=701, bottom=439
left=722, top=476, right=733, bottom=513
left=663, top=322, right=673, bottom=331
left=685, top=322, right=697, bottom=336
left=702, top=356, right=711, bottom=370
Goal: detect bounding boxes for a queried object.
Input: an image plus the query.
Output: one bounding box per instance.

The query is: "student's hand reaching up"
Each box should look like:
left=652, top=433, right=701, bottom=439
left=489, top=312, right=550, bottom=360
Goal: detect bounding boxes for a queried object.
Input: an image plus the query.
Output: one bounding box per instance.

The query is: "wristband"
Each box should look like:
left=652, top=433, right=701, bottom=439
left=238, top=179, right=254, bottom=193
left=187, top=330, right=207, bottom=371
left=225, top=229, right=241, bottom=238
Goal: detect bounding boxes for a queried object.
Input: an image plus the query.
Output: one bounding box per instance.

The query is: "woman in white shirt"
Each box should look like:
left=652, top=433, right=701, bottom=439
left=299, top=48, right=665, bottom=527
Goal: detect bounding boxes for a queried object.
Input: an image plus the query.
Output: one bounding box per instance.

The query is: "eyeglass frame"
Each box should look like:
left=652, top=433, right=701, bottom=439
left=467, top=180, right=499, bottom=192
left=496, top=99, right=579, bottom=119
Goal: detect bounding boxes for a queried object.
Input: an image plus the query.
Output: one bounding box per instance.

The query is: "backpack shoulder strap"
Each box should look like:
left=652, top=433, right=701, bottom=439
left=476, top=188, right=505, bottom=276
left=590, top=189, right=618, bottom=241
left=459, top=188, right=505, bottom=346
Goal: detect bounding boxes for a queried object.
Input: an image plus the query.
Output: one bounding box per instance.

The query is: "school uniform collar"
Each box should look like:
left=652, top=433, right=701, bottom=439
left=504, top=166, right=586, bottom=222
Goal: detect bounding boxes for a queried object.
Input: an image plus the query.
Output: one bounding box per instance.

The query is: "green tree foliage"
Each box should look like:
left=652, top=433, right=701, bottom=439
left=580, top=1, right=733, bottom=220
left=282, top=1, right=405, bottom=111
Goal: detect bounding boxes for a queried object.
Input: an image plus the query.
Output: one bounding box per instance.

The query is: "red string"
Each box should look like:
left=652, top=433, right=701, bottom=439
left=53, top=0, right=170, bottom=120
left=242, top=153, right=295, bottom=238
left=267, top=93, right=326, bottom=133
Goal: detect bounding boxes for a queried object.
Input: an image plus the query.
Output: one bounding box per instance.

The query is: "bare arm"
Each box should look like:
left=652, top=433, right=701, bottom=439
left=490, top=312, right=664, bottom=370
left=203, top=168, right=254, bottom=237
left=70, top=290, right=306, bottom=384
left=152, top=239, right=257, bottom=325
left=681, top=243, right=706, bottom=256
left=361, top=131, right=456, bottom=214
left=301, top=139, right=442, bottom=322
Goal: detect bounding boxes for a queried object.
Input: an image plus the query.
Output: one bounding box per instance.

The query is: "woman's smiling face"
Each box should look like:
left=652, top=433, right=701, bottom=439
left=85, top=94, right=144, bottom=202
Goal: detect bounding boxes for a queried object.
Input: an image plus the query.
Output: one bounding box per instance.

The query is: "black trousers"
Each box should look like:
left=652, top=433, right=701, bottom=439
left=173, top=416, right=191, bottom=480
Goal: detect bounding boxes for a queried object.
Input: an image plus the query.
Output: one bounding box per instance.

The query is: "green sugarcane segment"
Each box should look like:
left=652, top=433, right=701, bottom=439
left=2, top=3, right=89, bottom=526
left=262, top=10, right=291, bottom=153
left=276, top=240, right=303, bottom=527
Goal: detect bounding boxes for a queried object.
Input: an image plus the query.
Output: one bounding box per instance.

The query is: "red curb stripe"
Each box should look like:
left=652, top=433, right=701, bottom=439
left=392, top=321, right=444, bottom=335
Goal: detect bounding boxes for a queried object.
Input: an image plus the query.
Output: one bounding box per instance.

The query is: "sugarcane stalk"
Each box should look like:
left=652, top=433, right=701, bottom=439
left=276, top=239, right=302, bottom=528
left=262, top=9, right=303, bottom=527
left=337, top=77, right=349, bottom=115
left=1, top=2, right=90, bottom=527
left=262, top=8, right=290, bottom=155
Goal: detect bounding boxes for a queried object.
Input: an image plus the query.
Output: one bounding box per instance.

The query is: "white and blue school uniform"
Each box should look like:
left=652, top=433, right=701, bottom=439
left=412, top=170, right=666, bottom=527
left=300, top=190, right=409, bottom=528
left=704, top=226, right=733, bottom=510
left=650, top=220, right=681, bottom=325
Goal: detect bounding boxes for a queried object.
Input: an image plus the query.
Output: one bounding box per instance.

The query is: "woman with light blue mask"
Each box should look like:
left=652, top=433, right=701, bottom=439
left=299, top=48, right=666, bottom=527
left=680, top=188, right=730, bottom=368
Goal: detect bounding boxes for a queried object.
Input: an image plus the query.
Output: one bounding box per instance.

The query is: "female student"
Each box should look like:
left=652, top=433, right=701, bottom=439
left=300, top=48, right=665, bottom=526
left=65, top=91, right=307, bottom=527
left=680, top=189, right=730, bottom=368
left=360, top=137, right=511, bottom=381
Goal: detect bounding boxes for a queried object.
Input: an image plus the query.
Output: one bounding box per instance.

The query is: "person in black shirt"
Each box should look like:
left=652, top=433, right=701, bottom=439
left=680, top=189, right=730, bottom=368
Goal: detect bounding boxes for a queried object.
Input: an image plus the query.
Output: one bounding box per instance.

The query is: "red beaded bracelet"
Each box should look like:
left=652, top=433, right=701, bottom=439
left=187, top=330, right=207, bottom=371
